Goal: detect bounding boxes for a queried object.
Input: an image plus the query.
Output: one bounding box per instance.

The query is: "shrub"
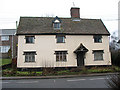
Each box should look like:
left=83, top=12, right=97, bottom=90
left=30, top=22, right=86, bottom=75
left=70, top=67, right=82, bottom=72
left=42, top=68, right=56, bottom=76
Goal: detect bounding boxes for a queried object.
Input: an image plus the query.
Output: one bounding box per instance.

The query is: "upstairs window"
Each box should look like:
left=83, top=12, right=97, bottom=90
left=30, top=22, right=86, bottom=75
left=94, top=35, right=102, bottom=43
left=55, top=51, right=67, bottom=62
left=54, top=23, right=61, bottom=29
left=93, top=50, right=104, bottom=61
left=24, top=52, right=36, bottom=62
left=1, top=36, right=9, bottom=41
left=56, top=35, right=65, bottom=43
left=25, top=36, right=35, bottom=44
left=53, top=16, right=61, bottom=29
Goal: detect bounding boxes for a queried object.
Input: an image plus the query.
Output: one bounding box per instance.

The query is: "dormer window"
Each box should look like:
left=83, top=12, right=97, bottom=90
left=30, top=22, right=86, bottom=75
left=53, top=16, right=61, bottom=29
left=54, top=23, right=61, bottom=29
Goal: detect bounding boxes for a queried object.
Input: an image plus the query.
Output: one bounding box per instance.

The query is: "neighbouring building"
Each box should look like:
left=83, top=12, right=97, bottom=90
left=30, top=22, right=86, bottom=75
left=0, top=29, right=17, bottom=59
left=17, top=7, right=111, bottom=68
left=118, top=1, right=120, bottom=43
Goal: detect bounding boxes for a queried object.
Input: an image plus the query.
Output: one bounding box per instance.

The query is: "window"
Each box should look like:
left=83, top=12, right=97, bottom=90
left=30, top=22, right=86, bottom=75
left=56, top=35, right=65, bottom=43
left=25, top=36, right=35, bottom=43
left=1, top=36, right=9, bottom=41
left=94, top=35, right=102, bottom=43
left=0, top=46, right=10, bottom=53
left=54, top=23, right=61, bottom=29
left=93, top=50, right=104, bottom=61
left=53, top=16, right=61, bottom=29
left=55, top=51, right=67, bottom=62
left=24, top=52, right=36, bottom=62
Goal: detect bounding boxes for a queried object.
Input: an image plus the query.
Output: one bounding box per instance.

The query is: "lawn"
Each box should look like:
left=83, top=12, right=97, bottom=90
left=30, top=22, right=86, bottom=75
left=0, top=59, right=12, bottom=66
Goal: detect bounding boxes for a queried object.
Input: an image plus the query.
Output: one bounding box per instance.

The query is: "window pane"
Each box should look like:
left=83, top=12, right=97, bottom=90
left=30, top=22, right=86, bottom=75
left=94, top=51, right=103, bottom=60
left=57, top=36, right=65, bottom=43
left=1, top=46, right=10, bottom=53
left=60, top=54, right=62, bottom=61
left=63, top=54, right=66, bottom=61
left=25, top=55, right=28, bottom=62
left=94, top=35, right=102, bottom=43
left=24, top=52, right=36, bottom=62
left=1, top=36, right=9, bottom=41
left=55, top=51, right=67, bottom=62
left=56, top=54, right=59, bottom=61
left=54, top=23, right=60, bottom=29
left=26, top=36, right=34, bottom=43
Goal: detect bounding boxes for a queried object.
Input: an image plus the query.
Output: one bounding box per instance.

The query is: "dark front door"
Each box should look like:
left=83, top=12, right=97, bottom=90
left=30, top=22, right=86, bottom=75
left=77, top=52, right=84, bottom=66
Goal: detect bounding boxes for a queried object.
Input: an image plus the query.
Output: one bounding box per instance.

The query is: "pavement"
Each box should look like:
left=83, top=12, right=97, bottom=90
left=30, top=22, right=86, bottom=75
left=0, top=72, right=119, bottom=80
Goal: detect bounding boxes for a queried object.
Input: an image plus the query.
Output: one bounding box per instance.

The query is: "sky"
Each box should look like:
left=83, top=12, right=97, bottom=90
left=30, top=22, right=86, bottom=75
left=0, top=0, right=119, bottom=36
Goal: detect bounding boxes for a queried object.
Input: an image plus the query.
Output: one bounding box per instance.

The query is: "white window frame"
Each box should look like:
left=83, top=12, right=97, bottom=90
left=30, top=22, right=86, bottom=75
left=0, top=46, right=10, bottom=53
left=55, top=51, right=67, bottom=62
left=24, top=52, right=36, bottom=62
left=54, top=23, right=61, bottom=29
left=1, top=36, right=9, bottom=41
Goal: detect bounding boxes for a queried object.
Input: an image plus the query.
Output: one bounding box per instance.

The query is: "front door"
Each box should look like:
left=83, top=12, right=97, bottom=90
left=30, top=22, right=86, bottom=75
left=77, top=52, right=84, bottom=66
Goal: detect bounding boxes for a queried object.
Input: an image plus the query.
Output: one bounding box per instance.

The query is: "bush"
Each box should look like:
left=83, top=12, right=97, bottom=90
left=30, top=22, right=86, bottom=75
left=42, top=68, right=56, bottom=76
left=70, top=67, right=82, bottom=72
left=111, top=50, right=120, bottom=67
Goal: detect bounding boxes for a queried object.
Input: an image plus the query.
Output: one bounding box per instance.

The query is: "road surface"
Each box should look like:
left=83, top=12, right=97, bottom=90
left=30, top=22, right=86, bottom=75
left=2, top=76, right=109, bottom=88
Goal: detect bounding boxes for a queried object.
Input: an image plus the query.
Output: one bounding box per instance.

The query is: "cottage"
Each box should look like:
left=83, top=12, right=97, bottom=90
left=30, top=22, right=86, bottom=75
left=17, top=7, right=111, bottom=68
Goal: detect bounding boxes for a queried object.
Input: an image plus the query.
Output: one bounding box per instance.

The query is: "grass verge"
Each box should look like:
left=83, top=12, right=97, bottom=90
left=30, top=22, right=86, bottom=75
left=2, top=66, right=120, bottom=77
left=0, top=59, right=12, bottom=66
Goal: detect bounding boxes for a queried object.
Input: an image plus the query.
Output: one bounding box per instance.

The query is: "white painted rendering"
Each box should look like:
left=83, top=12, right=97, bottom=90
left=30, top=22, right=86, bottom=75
left=54, top=19, right=60, bottom=23
left=17, top=35, right=111, bottom=68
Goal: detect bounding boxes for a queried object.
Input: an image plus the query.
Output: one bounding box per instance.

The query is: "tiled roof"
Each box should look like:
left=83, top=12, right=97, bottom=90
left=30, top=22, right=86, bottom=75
left=17, top=17, right=110, bottom=35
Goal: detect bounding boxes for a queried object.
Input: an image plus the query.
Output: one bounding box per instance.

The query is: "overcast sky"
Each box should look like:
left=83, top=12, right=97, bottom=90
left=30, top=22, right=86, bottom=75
left=0, top=0, right=119, bottom=35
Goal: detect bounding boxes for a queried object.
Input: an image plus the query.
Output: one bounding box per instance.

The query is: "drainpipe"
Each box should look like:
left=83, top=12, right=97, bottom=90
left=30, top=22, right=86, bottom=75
left=12, top=34, right=13, bottom=59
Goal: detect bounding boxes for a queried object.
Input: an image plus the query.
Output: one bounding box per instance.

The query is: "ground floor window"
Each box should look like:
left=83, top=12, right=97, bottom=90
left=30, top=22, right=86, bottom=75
left=23, top=51, right=36, bottom=62
left=93, top=50, right=104, bottom=61
left=0, top=46, right=10, bottom=53
left=55, top=51, right=67, bottom=62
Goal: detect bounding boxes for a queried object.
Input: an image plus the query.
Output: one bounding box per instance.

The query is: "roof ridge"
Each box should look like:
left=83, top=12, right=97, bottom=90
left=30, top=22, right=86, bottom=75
left=20, top=16, right=101, bottom=20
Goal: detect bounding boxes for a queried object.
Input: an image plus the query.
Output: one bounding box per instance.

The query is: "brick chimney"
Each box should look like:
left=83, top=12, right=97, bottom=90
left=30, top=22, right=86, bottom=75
left=70, top=7, right=80, bottom=19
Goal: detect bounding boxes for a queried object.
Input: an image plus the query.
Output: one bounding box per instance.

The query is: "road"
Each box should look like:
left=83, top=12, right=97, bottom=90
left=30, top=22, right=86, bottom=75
left=2, top=76, right=109, bottom=88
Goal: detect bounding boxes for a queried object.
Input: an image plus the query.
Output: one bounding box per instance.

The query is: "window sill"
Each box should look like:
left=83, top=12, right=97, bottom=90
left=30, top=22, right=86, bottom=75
left=94, top=60, right=104, bottom=61
left=1, top=40, right=9, bottom=41
left=54, top=28, right=61, bottom=30
left=56, top=42, right=65, bottom=43
left=94, top=42, right=102, bottom=43
left=24, top=62, right=36, bottom=63
left=25, top=43, right=35, bottom=44
left=56, top=61, right=67, bottom=62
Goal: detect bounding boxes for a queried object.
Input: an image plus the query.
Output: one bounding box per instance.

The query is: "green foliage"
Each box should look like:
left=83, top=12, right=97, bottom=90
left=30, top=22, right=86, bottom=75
left=2, top=68, right=42, bottom=77
left=8, top=48, right=12, bottom=59
left=111, top=51, right=120, bottom=66
left=42, top=68, right=56, bottom=76
left=0, top=59, right=12, bottom=66
left=2, top=66, right=120, bottom=77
